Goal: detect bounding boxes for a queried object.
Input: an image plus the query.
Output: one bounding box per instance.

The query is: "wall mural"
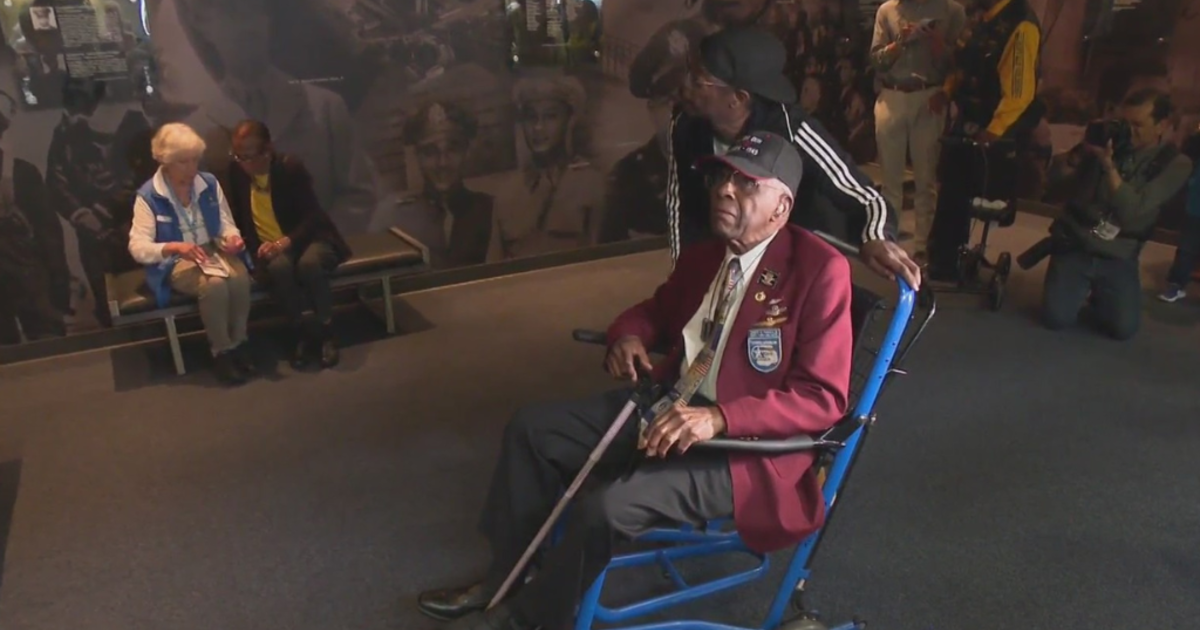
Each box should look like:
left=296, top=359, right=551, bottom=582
left=0, top=0, right=1197, bottom=345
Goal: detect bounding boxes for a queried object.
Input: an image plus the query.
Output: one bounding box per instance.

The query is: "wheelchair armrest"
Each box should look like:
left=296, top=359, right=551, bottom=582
left=691, top=435, right=841, bottom=454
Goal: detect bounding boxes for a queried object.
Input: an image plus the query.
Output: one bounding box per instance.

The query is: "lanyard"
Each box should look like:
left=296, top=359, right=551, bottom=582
left=165, top=180, right=202, bottom=241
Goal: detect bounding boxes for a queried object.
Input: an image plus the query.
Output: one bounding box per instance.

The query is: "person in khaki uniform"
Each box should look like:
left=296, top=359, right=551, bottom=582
left=869, top=0, right=965, bottom=261
left=494, top=73, right=606, bottom=260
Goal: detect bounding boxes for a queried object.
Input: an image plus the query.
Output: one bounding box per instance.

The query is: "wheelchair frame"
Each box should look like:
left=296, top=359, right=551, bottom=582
left=567, top=234, right=936, bottom=630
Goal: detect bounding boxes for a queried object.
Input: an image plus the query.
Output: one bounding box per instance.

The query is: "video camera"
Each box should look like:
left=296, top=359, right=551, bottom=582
left=1084, top=118, right=1133, bottom=155
left=1016, top=220, right=1073, bottom=270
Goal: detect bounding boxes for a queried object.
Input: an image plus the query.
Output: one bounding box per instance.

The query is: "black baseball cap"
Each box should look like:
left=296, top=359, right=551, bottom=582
left=700, top=130, right=803, bottom=197
left=699, top=26, right=797, bottom=104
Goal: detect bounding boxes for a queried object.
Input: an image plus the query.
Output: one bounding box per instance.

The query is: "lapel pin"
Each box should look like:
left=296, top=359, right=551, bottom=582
left=754, top=291, right=766, bottom=302
left=758, top=269, right=779, bottom=287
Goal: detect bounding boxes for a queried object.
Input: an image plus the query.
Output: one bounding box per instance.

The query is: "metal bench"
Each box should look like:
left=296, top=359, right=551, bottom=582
left=104, top=229, right=430, bottom=375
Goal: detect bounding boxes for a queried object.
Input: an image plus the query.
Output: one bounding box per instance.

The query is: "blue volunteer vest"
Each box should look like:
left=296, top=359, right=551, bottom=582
left=137, top=172, right=227, bottom=308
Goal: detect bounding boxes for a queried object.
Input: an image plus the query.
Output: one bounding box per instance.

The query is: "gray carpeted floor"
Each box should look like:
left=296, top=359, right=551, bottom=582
left=1, top=213, right=1198, bottom=630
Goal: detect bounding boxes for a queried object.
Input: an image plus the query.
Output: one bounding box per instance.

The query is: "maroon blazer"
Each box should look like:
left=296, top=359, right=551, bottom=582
left=606, top=225, right=853, bottom=553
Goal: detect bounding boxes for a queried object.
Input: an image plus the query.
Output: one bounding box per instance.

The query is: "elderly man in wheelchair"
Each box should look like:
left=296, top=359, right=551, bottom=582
left=416, top=131, right=927, bottom=630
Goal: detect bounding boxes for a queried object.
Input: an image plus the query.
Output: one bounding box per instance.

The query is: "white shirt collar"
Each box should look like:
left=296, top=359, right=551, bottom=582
left=723, top=229, right=778, bottom=270
left=152, top=168, right=210, bottom=201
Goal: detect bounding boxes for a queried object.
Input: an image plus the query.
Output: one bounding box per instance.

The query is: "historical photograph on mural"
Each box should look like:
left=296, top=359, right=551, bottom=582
left=1, top=0, right=155, bottom=344
left=3, top=0, right=1199, bottom=345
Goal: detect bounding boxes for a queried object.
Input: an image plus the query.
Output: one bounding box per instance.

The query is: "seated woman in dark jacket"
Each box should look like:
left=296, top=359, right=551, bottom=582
left=225, top=120, right=352, bottom=369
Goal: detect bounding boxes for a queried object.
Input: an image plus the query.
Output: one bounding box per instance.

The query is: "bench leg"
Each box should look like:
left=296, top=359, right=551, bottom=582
left=381, top=276, right=396, bottom=335
left=164, top=315, right=186, bottom=376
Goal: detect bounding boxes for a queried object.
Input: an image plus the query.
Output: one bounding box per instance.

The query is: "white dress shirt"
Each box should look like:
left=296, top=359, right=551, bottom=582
left=681, top=231, right=777, bottom=402
left=128, top=169, right=241, bottom=265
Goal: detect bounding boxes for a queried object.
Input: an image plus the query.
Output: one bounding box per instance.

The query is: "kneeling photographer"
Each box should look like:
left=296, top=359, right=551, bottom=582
left=1025, top=89, right=1192, bottom=340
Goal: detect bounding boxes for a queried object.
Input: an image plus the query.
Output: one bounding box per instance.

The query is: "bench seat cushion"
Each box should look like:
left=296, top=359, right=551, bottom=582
left=109, top=232, right=426, bottom=317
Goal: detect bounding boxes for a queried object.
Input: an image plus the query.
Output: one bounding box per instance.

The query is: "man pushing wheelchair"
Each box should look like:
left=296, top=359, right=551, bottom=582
left=416, top=131, right=855, bottom=630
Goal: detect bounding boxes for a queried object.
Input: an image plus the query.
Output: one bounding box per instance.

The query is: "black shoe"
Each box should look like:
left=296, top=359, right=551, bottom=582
left=445, top=605, right=538, bottom=630
left=289, top=326, right=312, bottom=370
left=318, top=324, right=339, bottom=369
left=232, top=343, right=257, bottom=376
left=213, top=350, right=247, bottom=385
left=417, top=582, right=494, bottom=621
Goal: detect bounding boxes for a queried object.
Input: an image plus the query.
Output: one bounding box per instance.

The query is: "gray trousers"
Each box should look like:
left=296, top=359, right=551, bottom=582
left=256, top=241, right=339, bottom=326
left=170, top=250, right=252, bottom=355
left=478, top=389, right=733, bottom=630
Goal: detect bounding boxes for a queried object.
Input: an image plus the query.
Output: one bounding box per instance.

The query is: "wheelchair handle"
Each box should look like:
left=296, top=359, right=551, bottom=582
left=811, top=230, right=859, bottom=258
left=572, top=329, right=608, bottom=346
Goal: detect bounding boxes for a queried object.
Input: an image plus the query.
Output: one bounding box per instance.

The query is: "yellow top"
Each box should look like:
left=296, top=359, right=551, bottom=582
left=986, top=20, right=1039, bottom=138
left=250, top=174, right=284, bottom=243
left=942, top=0, right=1041, bottom=138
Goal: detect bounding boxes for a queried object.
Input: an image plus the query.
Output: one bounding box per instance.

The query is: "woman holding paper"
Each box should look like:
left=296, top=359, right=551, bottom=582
left=128, top=123, right=254, bottom=385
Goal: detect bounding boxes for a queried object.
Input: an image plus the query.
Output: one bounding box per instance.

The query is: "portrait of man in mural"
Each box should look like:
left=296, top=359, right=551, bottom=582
left=598, top=84, right=675, bottom=243
left=494, top=72, right=606, bottom=259
left=43, top=79, right=152, bottom=327
left=14, top=1, right=68, bottom=109
left=0, top=45, right=65, bottom=344
left=149, top=0, right=382, bottom=234
left=382, top=100, right=500, bottom=269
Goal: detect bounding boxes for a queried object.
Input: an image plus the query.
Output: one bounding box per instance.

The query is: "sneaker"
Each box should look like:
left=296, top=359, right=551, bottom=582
left=1157, top=285, right=1186, bottom=303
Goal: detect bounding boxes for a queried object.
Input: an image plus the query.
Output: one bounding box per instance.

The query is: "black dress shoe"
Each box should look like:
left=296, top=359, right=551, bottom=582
left=318, top=324, right=339, bottom=369
left=289, top=327, right=311, bottom=370
left=213, top=351, right=247, bottom=385
left=417, top=582, right=493, bottom=621
left=232, top=343, right=257, bottom=376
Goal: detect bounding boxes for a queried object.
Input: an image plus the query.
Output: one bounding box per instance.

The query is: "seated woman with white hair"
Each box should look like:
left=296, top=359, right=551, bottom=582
left=128, top=122, right=255, bottom=385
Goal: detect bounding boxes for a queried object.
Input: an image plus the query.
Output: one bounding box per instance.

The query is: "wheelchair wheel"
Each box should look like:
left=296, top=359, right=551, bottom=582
left=987, top=273, right=1005, bottom=311
left=996, top=252, right=1013, bottom=279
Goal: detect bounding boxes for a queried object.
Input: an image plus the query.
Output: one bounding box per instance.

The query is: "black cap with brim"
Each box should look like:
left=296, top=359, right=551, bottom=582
left=699, top=26, right=797, bottom=104
left=698, top=130, right=803, bottom=197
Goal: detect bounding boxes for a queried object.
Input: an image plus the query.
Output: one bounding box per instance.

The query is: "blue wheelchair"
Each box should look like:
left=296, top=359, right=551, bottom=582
left=560, top=233, right=935, bottom=630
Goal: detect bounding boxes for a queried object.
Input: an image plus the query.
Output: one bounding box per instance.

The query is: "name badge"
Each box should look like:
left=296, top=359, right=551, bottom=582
left=1092, top=220, right=1120, bottom=241
left=747, top=328, right=782, bottom=373
left=155, top=215, right=174, bottom=223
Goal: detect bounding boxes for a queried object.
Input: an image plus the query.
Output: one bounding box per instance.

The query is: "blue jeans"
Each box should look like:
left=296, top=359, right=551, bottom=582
left=1166, top=216, right=1200, bottom=287
left=1042, top=249, right=1142, bottom=340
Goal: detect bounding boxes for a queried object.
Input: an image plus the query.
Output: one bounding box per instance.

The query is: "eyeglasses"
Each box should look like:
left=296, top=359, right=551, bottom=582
left=704, top=165, right=760, bottom=194
left=229, top=150, right=267, bottom=162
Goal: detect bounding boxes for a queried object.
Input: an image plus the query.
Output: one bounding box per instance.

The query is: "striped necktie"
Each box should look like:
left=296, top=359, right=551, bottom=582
left=639, top=258, right=743, bottom=444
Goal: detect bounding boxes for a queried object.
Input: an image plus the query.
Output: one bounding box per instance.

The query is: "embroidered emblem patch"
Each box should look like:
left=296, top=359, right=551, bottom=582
left=747, top=328, right=783, bottom=373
